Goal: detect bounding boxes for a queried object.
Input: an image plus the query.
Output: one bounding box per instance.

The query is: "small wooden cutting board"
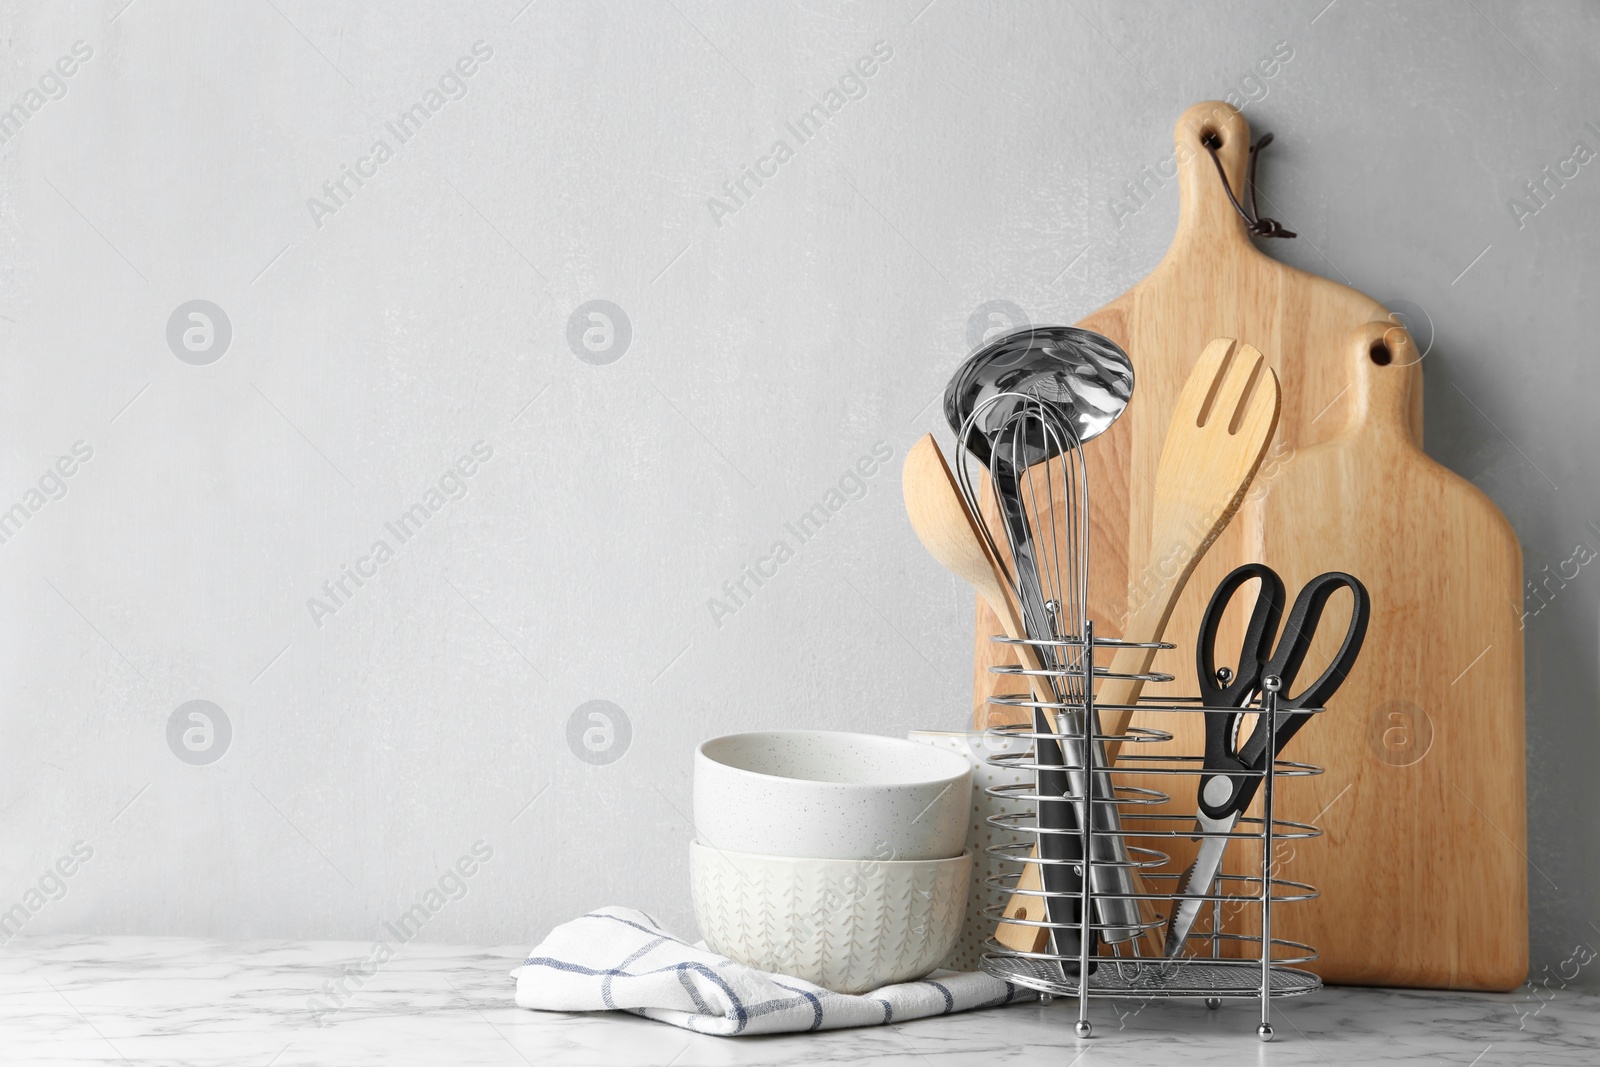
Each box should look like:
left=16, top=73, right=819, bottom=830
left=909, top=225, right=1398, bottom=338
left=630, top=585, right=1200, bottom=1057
left=1245, top=321, right=1526, bottom=990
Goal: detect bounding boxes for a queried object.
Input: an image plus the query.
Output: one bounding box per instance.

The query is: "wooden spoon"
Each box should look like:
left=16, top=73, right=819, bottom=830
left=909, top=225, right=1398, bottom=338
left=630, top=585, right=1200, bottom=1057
left=901, top=434, right=1051, bottom=717
left=991, top=337, right=1282, bottom=955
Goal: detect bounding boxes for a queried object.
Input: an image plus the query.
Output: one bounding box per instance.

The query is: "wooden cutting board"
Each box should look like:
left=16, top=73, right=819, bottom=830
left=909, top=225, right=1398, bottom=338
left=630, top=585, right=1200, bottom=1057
left=1245, top=321, right=1526, bottom=990
left=970, top=101, right=1527, bottom=989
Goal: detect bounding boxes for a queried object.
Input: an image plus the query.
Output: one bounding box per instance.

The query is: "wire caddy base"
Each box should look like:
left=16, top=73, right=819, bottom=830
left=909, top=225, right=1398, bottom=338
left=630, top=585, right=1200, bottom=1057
left=976, top=621, right=1325, bottom=1041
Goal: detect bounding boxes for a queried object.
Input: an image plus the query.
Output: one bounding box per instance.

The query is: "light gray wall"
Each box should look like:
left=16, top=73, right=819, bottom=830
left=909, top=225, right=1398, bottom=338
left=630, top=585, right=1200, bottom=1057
left=1, top=0, right=1594, bottom=986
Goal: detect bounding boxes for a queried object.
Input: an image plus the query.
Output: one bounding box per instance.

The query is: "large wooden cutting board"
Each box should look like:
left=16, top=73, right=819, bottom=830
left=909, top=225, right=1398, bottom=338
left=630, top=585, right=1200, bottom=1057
left=970, top=102, right=1527, bottom=989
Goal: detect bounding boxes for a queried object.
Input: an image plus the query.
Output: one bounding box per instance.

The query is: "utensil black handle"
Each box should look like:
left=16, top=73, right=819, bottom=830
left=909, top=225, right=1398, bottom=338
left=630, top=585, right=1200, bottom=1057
left=1195, top=565, right=1285, bottom=820
left=1197, top=563, right=1286, bottom=709
left=1231, top=571, right=1372, bottom=809
left=1196, top=566, right=1371, bottom=821
left=1031, top=709, right=1092, bottom=969
left=1257, top=570, right=1372, bottom=714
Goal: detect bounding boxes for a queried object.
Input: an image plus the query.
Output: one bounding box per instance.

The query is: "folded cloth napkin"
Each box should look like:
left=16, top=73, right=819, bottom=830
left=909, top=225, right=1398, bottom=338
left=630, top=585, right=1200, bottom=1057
left=511, top=907, right=1029, bottom=1036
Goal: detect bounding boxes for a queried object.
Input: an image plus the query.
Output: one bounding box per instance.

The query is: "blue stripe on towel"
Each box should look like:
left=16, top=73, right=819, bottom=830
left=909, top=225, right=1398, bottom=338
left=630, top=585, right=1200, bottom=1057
left=526, top=912, right=671, bottom=968
left=971, top=980, right=1020, bottom=1010
left=522, top=958, right=752, bottom=1035
left=602, top=936, right=667, bottom=1009
left=589, top=912, right=672, bottom=938
left=771, top=982, right=824, bottom=1031
left=671, top=964, right=748, bottom=1034
left=677, top=966, right=713, bottom=1015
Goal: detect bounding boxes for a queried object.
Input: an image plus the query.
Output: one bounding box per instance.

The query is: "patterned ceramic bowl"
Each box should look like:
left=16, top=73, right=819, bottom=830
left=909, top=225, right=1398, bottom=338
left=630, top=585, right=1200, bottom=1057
left=689, top=841, right=970, bottom=994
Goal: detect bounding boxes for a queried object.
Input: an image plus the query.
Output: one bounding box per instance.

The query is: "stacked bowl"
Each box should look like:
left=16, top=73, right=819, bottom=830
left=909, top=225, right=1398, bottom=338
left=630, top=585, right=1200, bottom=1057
left=690, top=731, right=973, bottom=994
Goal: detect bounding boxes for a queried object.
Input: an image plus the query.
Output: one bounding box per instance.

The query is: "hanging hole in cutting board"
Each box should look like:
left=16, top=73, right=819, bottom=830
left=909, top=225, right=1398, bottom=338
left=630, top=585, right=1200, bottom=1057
left=1200, top=127, right=1223, bottom=149
left=1369, top=340, right=1393, bottom=366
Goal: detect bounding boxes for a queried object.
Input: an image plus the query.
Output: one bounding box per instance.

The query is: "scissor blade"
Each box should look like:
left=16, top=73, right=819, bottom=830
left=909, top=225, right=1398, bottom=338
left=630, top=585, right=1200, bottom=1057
left=1162, top=813, right=1236, bottom=958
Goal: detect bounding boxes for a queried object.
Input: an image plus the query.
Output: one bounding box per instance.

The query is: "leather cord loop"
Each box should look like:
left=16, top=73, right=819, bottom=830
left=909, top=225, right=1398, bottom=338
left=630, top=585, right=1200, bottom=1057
left=1205, top=131, right=1297, bottom=240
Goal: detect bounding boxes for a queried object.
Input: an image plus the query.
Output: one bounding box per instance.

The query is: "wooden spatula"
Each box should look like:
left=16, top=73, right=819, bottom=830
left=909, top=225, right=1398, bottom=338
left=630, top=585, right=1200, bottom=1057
left=1097, top=337, right=1281, bottom=758
left=994, top=337, right=1281, bottom=954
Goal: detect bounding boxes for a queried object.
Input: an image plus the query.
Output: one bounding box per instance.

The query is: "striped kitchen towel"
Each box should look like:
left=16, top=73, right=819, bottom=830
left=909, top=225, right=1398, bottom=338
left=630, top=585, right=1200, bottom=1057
left=511, top=907, right=1029, bottom=1035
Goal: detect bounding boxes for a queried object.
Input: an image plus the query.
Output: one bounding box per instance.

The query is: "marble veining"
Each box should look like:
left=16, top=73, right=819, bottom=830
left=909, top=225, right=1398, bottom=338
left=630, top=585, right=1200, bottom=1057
left=0, top=934, right=1594, bottom=1065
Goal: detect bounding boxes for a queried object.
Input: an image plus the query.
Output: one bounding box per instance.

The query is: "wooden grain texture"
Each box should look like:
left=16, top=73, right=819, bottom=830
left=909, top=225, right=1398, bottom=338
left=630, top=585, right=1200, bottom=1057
left=1241, top=322, right=1527, bottom=990
left=1094, top=338, right=1281, bottom=753
left=969, top=102, right=1526, bottom=990
left=973, top=100, right=1397, bottom=729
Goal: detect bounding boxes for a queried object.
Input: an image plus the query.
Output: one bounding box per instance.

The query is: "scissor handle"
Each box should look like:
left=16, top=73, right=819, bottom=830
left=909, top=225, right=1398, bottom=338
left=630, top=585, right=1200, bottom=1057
left=1235, top=571, right=1372, bottom=781
left=1195, top=568, right=1370, bottom=823
left=1261, top=572, right=1371, bottom=712
left=1194, top=565, right=1285, bottom=821
left=1196, top=563, right=1286, bottom=710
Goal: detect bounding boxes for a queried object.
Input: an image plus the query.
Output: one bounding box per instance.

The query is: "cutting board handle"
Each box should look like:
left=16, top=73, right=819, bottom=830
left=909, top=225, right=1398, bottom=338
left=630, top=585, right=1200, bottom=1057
left=1174, top=101, right=1257, bottom=254
left=1348, top=320, right=1421, bottom=441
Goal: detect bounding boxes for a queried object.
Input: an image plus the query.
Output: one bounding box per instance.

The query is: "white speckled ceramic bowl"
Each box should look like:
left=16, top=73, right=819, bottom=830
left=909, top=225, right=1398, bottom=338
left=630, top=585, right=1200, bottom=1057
left=690, top=840, right=970, bottom=993
left=693, top=731, right=972, bottom=861
left=908, top=730, right=1034, bottom=972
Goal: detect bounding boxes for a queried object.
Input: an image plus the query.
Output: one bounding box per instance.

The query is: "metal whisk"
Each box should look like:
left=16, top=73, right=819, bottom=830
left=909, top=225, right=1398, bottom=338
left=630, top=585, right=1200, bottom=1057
left=954, top=390, right=1146, bottom=955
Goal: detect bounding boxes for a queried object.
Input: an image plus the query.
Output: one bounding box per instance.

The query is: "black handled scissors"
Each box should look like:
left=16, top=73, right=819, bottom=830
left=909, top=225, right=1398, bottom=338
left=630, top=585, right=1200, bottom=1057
left=1162, top=563, right=1371, bottom=957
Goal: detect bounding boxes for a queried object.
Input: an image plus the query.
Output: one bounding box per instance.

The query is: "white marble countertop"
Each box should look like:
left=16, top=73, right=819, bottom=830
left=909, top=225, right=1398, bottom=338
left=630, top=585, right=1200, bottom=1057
left=1, top=935, right=1594, bottom=1065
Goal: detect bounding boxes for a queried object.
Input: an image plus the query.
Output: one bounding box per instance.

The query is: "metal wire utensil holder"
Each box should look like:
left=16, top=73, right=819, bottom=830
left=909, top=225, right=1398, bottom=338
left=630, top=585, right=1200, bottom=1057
left=977, top=628, right=1326, bottom=1041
